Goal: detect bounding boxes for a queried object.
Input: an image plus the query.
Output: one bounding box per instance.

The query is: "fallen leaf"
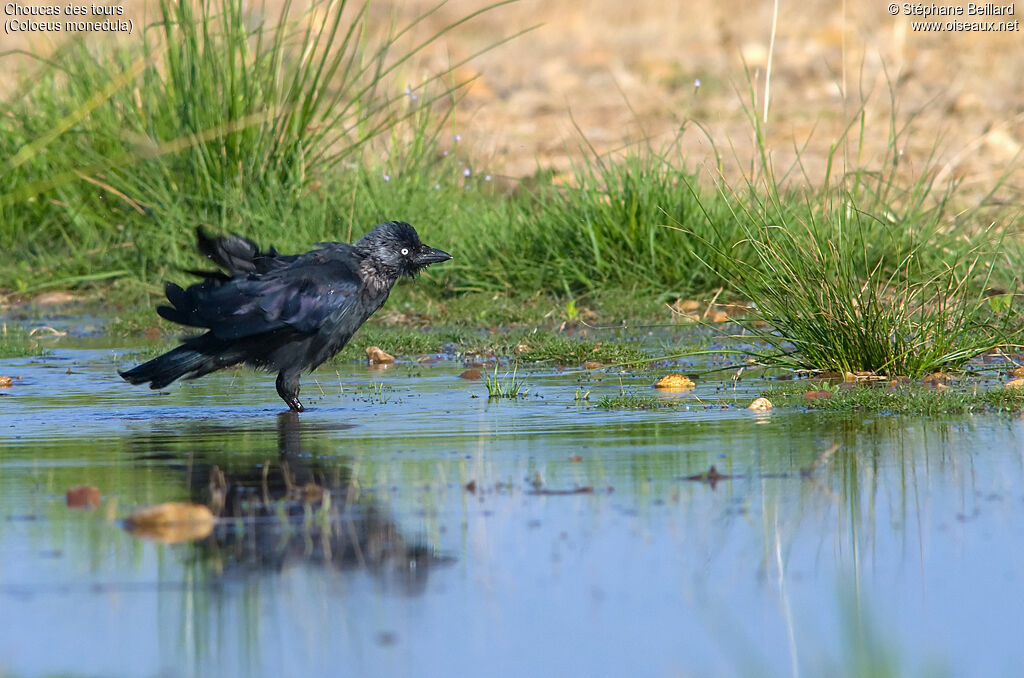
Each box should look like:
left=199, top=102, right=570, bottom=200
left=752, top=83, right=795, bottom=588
left=1005, top=378, right=1024, bottom=390
left=748, top=396, right=773, bottom=410
left=653, top=374, right=695, bottom=390
left=0, top=376, right=12, bottom=388
left=66, top=485, right=101, bottom=508
left=124, top=502, right=215, bottom=543
left=365, top=346, right=395, bottom=364
left=674, top=299, right=701, bottom=313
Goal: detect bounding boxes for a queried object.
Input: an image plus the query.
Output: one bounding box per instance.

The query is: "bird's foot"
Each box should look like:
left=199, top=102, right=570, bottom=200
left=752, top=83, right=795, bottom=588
left=286, top=397, right=304, bottom=413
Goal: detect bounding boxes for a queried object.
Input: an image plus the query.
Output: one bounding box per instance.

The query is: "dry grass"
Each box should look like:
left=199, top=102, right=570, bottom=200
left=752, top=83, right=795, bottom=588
left=4, top=0, right=1022, bottom=198
left=374, top=0, right=1024, bottom=196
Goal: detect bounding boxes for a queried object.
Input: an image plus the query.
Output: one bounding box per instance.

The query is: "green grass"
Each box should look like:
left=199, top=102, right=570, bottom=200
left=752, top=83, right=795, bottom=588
left=0, top=326, right=50, bottom=358
left=0, top=0, right=519, bottom=293
left=764, top=380, right=1024, bottom=415
left=683, top=90, right=1024, bottom=379
left=595, top=393, right=677, bottom=410
left=484, top=362, right=528, bottom=399
left=3, top=0, right=1024, bottom=388
left=514, top=336, right=652, bottom=366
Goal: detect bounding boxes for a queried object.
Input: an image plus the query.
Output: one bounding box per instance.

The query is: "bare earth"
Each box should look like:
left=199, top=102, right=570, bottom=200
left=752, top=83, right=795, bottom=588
left=5, top=0, right=1024, bottom=198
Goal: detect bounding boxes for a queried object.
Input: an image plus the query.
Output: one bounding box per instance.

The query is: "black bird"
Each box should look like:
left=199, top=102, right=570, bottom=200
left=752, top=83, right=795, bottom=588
left=120, top=221, right=451, bottom=411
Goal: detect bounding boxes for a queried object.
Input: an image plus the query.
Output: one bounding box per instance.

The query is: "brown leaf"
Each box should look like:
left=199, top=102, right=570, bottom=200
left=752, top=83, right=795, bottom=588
left=66, top=485, right=101, bottom=509
left=653, top=374, right=695, bottom=390
left=365, top=346, right=395, bottom=364
left=124, top=502, right=215, bottom=543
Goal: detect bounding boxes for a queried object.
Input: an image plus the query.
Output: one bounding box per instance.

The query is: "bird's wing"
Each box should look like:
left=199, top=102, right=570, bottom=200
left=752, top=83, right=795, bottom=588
left=196, top=226, right=298, bottom=275
left=158, top=245, right=364, bottom=340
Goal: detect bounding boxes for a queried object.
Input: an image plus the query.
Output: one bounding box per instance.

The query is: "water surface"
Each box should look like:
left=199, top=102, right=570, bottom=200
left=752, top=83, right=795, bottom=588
left=2, top=341, right=1023, bottom=677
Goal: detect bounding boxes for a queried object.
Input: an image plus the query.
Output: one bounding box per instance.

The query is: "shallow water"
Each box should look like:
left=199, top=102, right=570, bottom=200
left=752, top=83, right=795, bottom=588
left=2, top=339, right=1024, bottom=678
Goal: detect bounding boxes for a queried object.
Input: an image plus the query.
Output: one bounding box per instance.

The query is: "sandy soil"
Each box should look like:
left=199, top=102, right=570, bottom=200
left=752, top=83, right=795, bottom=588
left=5, top=0, right=1023, bottom=198
left=383, top=0, right=1024, bottom=198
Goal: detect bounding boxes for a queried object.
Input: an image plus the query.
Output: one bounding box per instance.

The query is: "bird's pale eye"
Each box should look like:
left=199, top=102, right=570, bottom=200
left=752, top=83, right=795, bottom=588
left=400, top=247, right=410, bottom=256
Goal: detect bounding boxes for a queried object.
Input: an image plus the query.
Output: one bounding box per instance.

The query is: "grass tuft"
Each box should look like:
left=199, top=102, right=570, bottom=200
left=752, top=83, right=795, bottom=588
left=766, top=381, right=1024, bottom=415
left=484, top=362, right=528, bottom=399
left=683, top=90, right=1024, bottom=379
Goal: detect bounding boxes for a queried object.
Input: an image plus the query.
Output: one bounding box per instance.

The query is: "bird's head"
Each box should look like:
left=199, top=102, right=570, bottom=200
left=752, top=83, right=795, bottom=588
left=356, top=221, right=452, bottom=280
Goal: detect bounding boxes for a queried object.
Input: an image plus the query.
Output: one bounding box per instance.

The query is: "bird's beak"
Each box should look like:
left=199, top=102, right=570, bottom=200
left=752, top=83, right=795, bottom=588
left=417, top=247, right=453, bottom=265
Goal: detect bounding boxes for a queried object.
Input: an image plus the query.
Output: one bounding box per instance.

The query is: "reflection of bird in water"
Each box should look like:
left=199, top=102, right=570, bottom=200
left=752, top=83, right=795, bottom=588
left=120, top=222, right=451, bottom=411
left=187, top=412, right=451, bottom=593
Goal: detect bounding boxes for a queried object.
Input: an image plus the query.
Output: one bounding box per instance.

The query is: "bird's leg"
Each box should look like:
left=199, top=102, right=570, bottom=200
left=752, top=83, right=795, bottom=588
left=276, top=370, right=304, bottom=412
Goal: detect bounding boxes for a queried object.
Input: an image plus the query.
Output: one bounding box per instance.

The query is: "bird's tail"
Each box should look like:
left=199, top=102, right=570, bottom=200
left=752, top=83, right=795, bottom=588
left=119, top=340, right=222, bottom=389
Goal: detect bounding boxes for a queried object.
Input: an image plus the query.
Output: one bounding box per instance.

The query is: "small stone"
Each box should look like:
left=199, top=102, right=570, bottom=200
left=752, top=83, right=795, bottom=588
left=748, top=397, right=773, bottom=411
left=0, top=376, right=12, bottom=388
left=459, top=369, right=483, bottom=380
left=582, top=361, right=604, bottom=369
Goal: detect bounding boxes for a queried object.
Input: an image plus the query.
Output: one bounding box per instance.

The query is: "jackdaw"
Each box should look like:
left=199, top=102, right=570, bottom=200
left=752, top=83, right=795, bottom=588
left=120, top=221, right=451, bottom=411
